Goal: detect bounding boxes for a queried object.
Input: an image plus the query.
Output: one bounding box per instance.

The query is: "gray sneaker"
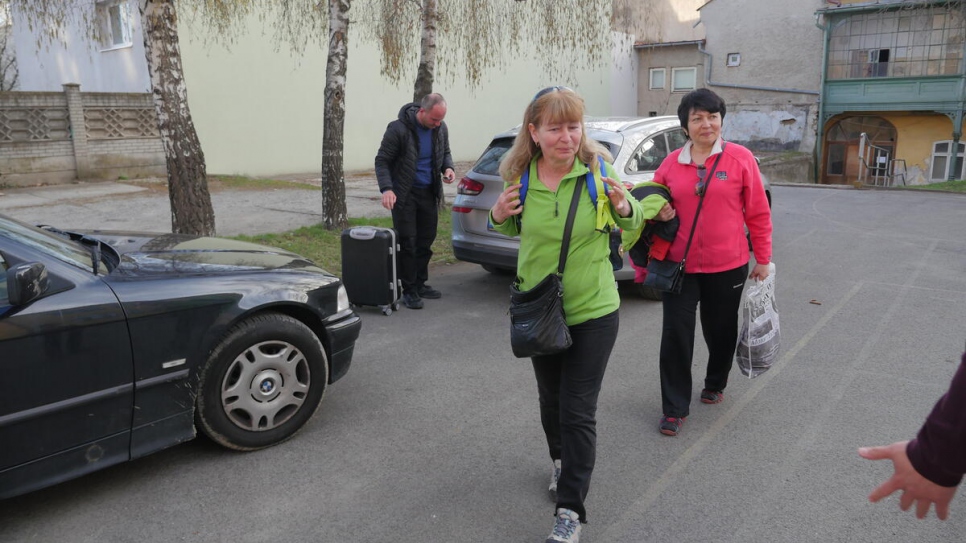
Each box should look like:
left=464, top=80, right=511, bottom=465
left=545, top=508, right=581, bottom=543
left=548, top=459, right=561, bottom=500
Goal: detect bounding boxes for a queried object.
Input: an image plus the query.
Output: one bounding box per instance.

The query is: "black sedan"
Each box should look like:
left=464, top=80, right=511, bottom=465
left=0, top=214, right=361, bottom=499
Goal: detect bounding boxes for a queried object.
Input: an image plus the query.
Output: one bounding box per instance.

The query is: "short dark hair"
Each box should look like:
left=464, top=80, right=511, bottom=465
left=677, top=88, right=726, bottom=129
left=420, top=93, right=446, bottom=110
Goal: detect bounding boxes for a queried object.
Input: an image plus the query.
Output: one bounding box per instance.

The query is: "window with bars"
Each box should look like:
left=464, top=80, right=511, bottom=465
left=827, top=6, right=966, bottom=80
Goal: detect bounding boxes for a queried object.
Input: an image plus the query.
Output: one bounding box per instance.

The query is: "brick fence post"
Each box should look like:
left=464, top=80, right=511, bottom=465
left=63, top=83, right=93, bottom=180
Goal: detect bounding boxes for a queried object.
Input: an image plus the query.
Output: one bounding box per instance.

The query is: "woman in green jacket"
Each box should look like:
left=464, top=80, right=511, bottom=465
left=489, top=86, right=672, bottom=543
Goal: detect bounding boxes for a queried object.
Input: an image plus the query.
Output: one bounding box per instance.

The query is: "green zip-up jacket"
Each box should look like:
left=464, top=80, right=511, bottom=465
left=490, top=158, right=644, bottom=326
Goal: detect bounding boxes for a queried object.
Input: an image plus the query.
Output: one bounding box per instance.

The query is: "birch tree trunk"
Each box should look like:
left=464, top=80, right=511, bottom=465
left=412, top=0, right=437, bottom=103
left=321, top=0, right=350, bottom=230
left=139, top=0, right=215, bottom=236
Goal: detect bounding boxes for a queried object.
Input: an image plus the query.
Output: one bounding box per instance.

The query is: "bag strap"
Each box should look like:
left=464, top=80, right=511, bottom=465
left=556, top=176, right=584, bottom=275
left=679, top=144, right=726, bottom=265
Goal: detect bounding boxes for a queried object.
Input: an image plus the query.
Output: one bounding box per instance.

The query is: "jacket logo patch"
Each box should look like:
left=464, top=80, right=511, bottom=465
left=716, top=171, right=728, bottom=180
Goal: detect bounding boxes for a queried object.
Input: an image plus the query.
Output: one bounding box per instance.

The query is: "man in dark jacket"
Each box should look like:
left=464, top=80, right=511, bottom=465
left=375, top=93, right=455, bottom=310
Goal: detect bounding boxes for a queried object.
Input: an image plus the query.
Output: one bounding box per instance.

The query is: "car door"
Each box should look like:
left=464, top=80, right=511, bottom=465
left=0, top=231, right=134, bottom=498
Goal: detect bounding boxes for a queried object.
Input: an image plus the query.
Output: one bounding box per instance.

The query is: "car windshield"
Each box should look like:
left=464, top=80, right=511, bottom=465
left=0, top=216, right=96, bottom=273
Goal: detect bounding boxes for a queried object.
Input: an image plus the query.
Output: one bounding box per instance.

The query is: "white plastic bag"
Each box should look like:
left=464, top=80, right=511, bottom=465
left=736, top=262, right=780, bottom=378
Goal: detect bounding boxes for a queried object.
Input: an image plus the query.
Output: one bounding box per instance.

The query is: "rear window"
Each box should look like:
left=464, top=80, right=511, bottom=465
left=472, top=138, right=513, bottom=176
left=472, top=137, right=620, bottom=176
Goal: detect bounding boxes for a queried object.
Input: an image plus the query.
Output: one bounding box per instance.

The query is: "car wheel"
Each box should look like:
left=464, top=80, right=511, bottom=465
left=196, top=313, right=329, bottom=451
left=635, top=283, right=664, bottom=301
left=481, top=264, right=515, bottom=275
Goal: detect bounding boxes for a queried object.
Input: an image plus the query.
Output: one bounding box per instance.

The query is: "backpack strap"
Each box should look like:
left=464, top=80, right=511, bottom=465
left=519, top=155, right=608, bottom=208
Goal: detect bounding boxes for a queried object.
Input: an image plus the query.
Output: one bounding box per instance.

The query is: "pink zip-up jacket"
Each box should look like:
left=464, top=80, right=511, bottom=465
left=653, top=139, right=772, bottom=273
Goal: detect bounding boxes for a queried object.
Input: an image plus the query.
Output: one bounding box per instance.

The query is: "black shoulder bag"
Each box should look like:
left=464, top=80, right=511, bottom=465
left=508, top=178, right=584, bottom=358
left=643, top=148, right=725, bottom=294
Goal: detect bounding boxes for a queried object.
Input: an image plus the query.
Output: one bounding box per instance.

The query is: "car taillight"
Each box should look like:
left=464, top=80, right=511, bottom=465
left=457, top=177, right=484, bottom=196
left=453, top=206, right=473, bottom=213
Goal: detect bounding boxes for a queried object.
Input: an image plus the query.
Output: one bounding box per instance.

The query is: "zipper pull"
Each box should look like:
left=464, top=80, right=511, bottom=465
left=554, top=200, right=559, bottom=218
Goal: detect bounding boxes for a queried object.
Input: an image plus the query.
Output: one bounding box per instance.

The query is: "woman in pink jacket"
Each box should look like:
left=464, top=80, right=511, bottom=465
left=651, top=88, right=773, bottom=437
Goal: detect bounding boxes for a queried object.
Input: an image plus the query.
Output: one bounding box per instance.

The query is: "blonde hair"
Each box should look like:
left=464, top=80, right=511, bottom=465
left=499, top=88, right=612, bottom=182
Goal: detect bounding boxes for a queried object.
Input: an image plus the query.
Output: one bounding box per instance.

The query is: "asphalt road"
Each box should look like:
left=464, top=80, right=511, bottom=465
left=1, top=182, right=965, bottom=542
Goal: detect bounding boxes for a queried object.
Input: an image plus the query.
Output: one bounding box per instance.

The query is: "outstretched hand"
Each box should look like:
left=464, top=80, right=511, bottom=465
left=859, top=441, right=958, bottom=520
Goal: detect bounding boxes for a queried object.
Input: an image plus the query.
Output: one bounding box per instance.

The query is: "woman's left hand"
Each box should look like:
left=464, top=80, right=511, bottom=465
left=603, top=176, right=631, bottom=217
left=749, top=263, right=771, bottom=281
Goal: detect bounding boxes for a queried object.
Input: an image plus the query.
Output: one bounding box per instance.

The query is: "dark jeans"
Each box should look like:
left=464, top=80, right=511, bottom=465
left=391, top=186, right=437, bottom=294
left=659, top=264, right=747, bottom=418
left=532, top=310, right=619, bottom=524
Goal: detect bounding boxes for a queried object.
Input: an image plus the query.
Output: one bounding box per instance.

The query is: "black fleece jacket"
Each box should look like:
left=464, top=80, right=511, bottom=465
left=374, top=103, right=454, bottom=207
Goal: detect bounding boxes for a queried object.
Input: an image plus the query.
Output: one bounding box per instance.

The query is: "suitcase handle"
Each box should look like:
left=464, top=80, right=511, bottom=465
left=348, top=226, right=378, bottom=241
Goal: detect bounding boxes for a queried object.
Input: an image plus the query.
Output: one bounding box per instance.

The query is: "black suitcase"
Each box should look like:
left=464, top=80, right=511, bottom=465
left=341, top=226, right=401, bottom=315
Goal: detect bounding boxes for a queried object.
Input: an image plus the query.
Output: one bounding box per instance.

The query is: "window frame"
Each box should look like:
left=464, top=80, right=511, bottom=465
left=97, top=0, right=134, bottom=51
left=671, top=67, right=697, bottom=92
left=649, top=68, right=666, bottom=90
left=930, top=140, right=966, bottom=181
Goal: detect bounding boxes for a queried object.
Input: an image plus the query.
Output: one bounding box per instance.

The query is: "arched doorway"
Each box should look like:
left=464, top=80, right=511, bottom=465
left=822, top=116, right=897, bottom=184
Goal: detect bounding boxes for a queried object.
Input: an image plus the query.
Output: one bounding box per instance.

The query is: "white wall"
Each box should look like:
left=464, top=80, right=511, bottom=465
left=177, top=14, right=623, bottom=176
left=610, top=31, right=638, bottom=116
left=11, top=1, right=150, bottom=92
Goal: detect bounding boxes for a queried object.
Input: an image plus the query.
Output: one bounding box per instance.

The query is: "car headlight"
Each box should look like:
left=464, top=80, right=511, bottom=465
left=337, top=285, right=350, bottom=312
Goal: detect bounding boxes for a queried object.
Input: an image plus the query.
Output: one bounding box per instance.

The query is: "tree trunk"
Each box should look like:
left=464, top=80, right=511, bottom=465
left=412, top=0, right=437, bottom=103
left=321, top=0, right=350, bottom=231
left=139, top=0, right=215, bottom=236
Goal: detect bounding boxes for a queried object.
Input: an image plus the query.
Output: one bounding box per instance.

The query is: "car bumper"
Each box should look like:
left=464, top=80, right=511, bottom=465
left=323, top=310, right=362, bottom=383
left=452, top=239, right=519, bottom=270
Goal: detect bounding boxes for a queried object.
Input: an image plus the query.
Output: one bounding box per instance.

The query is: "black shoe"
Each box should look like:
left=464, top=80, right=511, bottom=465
left=416, top=284, right=441, bottom=299
left=402, top=291, right=423, bottom=309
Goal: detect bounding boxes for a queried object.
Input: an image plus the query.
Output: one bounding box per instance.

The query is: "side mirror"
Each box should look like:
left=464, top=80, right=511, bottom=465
left=7, top=262, right=49, bottom=306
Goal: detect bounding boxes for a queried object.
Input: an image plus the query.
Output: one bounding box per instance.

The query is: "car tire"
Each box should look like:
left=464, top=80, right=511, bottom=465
left=481, top=264, right=515, bottom=275
left=196, top=313, right=329, bottom=451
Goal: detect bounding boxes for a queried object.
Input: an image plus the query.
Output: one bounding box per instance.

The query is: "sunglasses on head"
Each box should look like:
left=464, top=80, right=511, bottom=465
left=695, top=165, right=708, bottom=196
left=532, top=86, right=574, bottom=103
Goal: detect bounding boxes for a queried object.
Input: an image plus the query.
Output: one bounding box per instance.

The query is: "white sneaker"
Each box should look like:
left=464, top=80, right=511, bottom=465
left=548, top=459, right=562, bottom=500
left=545, top=508, right=581, bottom=543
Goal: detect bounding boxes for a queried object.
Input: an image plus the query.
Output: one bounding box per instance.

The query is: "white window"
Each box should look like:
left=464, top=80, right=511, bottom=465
left=671, top=67, right=697, bottom=91
left=727, top=53, right=741, bottom=67
left=98, top=0, right=133, bottom=50
left=930, top=140, right=965, bottom=181
left=649, top=68, right=666, bottom=90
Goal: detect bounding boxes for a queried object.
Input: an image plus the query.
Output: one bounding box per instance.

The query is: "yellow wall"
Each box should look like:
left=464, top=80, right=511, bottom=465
left=885, top=113, right=966, bottom=183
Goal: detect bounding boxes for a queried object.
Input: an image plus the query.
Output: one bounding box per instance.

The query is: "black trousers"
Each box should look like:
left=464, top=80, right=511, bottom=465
left=659, top=264, right=747, bottom=418
left=391, top=186, right=437, bottom=294
left=532, top=310, right=619, bottom=524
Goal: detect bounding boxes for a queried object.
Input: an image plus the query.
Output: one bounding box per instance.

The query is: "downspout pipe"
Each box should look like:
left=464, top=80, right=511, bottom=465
left=815, top=13, right=831, bottom=184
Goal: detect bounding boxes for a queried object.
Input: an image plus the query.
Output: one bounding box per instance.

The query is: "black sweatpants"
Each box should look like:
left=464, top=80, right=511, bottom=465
left=659, top=264, right=747, bottom=418
left=532, top=310, right=619, bottom=524
left=391, top=186, right=437, bottom=295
